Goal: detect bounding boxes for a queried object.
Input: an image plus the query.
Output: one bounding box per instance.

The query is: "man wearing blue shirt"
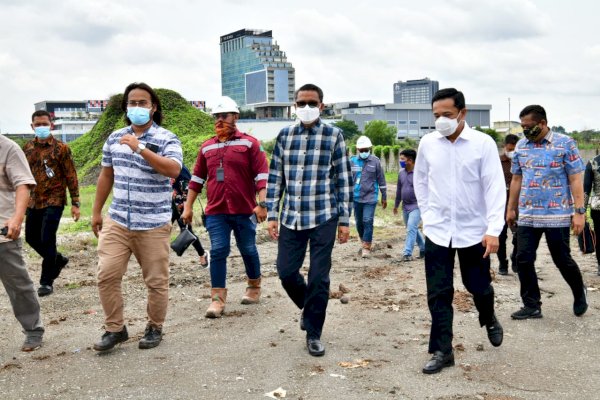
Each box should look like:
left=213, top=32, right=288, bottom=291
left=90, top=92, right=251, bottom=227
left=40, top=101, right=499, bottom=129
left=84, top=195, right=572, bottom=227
left=507, top=105, right=587, bottom=320
left=350, top=135, right=387, bottom=257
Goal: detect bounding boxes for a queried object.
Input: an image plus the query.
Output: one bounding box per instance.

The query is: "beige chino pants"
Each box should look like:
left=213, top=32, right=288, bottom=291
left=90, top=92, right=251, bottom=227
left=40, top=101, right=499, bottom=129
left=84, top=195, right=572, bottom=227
left=97, top=218, right=171, bottom=332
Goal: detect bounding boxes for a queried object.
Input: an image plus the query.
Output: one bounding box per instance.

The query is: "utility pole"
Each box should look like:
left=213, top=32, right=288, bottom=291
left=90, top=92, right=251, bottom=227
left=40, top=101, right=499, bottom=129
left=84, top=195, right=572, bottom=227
left=508, top=97, right=511, bottom=134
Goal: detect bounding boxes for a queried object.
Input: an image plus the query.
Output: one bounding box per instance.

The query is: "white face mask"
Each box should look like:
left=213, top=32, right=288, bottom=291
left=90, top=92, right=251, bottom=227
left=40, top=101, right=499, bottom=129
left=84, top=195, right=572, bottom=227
left=296, top=105, right=321, bottom=124
left=435, top=115, right=462, bottom=137
left=506, top=151, right=515, bottom=159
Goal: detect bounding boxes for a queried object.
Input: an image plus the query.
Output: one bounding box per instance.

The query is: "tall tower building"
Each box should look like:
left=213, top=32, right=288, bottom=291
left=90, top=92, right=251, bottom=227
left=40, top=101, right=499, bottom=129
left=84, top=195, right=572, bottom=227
left=393, top=78, right=439, bottom=104
left=220, top=29, right=295, bottom=119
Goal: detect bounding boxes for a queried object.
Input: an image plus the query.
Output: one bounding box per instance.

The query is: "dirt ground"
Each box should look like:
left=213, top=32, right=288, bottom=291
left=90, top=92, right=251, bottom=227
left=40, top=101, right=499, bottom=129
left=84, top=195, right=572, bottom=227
left=1, top=217, right=600, bottom=400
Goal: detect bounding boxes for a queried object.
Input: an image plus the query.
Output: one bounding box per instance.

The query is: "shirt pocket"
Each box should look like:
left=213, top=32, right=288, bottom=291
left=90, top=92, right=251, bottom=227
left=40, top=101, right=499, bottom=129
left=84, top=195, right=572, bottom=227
left=457, top=156, right=481, bottom=182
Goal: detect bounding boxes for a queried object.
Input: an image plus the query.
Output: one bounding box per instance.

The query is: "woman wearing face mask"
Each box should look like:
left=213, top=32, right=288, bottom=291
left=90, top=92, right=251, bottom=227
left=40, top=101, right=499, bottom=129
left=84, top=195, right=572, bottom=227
left=583, top=152, right=600, bottom=276
left=349, top=136, right=387, bottom=257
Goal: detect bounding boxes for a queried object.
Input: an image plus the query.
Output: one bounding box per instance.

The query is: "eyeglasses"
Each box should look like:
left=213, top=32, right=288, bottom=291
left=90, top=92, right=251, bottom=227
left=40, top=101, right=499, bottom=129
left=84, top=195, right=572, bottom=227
left=127, top=100, right=152, bottom=107
left=296, top=101, right=319, bottom=108
left=213, top=113, right=231, bottom=120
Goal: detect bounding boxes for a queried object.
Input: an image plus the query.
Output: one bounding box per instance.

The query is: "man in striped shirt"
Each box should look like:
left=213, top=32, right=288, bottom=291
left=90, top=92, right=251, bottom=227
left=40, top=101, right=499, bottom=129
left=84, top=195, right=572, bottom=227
left=267, top=83, right=353, bottom=357
left=91, top=83, right=182, bottom=351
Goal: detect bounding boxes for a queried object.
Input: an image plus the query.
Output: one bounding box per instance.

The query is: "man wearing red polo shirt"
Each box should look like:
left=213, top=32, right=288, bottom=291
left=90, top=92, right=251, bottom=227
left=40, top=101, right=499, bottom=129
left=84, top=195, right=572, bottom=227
left=182, top=96, right=269, bottom=318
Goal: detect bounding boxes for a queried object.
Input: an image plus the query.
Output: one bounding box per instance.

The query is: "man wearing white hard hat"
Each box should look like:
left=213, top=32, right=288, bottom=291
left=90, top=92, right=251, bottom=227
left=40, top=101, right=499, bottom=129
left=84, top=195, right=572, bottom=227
left=349, top=135, right=387, bottom=257
left=182, top=96, right=269, bottom=318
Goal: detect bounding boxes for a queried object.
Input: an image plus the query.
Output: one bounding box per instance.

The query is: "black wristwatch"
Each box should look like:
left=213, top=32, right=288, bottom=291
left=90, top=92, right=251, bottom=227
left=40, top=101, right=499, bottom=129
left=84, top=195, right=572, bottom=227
left=258, top=201, right=268, bottom=209
left=73, top=201, right=81, bottom=207
left=574, top=207, right=586, bottom=214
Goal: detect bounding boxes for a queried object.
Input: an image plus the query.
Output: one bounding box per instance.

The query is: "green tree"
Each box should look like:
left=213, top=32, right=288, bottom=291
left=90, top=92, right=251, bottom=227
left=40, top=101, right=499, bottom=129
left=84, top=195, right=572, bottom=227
left=551, top=125, right=566, bottom=134
left=363, top=120, right=396, bottom=146
left=334, top=119, right=360, bottom=141
left=474, top=126, right=501, bottom=143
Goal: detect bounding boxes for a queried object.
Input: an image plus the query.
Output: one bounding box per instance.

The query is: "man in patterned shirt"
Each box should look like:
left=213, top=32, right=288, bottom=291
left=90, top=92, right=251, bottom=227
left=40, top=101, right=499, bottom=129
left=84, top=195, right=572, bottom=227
left=507, top=105, right=587, bottom=320
left=91, top=83, right=183, bottom=351
left=23, top=110, right=80, bottom=297
left=267, top=83, right=353, bottom=357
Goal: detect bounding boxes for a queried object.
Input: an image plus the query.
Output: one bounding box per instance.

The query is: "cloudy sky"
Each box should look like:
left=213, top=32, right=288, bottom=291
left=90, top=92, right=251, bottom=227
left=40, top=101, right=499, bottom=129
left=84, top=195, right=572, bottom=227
left=1, top=0, right=598, bottom=133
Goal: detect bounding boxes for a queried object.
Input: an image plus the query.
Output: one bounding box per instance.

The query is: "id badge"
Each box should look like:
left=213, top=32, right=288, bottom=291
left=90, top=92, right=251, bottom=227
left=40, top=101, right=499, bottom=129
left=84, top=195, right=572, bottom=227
left=216, top=167, right=225, bottom=182
left=356, top=177, right=360, bottom=185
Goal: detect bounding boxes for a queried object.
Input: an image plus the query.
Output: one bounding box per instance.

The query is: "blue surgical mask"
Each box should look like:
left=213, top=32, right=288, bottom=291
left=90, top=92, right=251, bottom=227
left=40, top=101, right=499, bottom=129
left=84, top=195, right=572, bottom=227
left=34, top=126, right=51, bottom=139
left=359, top=151, right=370, bottom=160
left=127, top=107, right=151, bottom=126
left=399, top=161, right=407, bottom=169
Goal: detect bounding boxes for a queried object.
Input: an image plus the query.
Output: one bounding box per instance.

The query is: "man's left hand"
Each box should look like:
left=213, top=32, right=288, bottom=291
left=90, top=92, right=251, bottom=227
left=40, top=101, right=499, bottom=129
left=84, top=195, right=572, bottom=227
left=381, top=200, right=387, bottom=209
left=338, top=226, right=350, bottom=244
left=119, top=135, right=140, bottom=152
left=572, top=213, right=585, bottom=236
left=482, top=235, right=499, bottom=258
left=253, top=205, right=267, bottom=223
left=71, top=206, right=80, bottom=222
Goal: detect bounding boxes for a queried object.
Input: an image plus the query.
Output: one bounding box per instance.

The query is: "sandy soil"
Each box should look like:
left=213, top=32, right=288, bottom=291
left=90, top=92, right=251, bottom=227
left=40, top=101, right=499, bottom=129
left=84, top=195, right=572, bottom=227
left=1, top=219, right=599, bottom=400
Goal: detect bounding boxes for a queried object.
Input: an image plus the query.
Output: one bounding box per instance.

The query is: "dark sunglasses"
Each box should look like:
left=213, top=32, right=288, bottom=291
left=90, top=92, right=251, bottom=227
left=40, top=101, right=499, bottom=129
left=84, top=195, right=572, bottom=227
left=213, top=113, right=232, bottom=120
left=296, top=101, right=319, bottom=108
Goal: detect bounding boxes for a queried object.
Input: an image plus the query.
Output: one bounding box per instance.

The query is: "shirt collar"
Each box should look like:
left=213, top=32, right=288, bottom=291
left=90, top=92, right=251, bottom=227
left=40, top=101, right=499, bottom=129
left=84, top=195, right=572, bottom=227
left=435, top=122, right=473, bottom=141
left=526, top=129, right=554, bottom=144
left=127, top=122, right=158, bottom=139
left=298, top=118, right=322, bottom=133
left=33, top=135, right=56, bottom=146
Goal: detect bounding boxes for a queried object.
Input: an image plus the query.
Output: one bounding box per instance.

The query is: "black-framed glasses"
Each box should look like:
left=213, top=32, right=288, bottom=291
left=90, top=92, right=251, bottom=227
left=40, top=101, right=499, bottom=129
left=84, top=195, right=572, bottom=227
left=127, top=100, right=152, bottom=107
left=296, top=101, right=319, bottom=108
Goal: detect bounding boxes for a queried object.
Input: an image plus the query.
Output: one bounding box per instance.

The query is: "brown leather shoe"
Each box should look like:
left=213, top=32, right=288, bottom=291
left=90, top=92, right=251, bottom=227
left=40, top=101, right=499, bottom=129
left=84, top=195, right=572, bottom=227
left=205, top=288, right=227, bottom=318
left=241, top=278, right=261, bottom=304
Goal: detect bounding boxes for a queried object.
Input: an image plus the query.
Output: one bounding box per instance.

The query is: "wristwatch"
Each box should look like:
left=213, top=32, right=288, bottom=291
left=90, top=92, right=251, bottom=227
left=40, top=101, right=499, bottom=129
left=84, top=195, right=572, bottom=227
left=258, top=201, right=268, bottom=209
left=73, top=201, right=81, bottom=207
left=574, top=207, right=587, bottom=214
left=136, top=143, right=146, bottom=154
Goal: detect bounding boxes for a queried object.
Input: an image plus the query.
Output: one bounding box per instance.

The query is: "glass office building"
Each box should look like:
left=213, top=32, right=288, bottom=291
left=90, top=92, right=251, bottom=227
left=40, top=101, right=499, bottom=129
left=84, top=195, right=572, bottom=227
left=220, top=29, right=295, bottom=119
left=393, top=78, right=439, bottom=104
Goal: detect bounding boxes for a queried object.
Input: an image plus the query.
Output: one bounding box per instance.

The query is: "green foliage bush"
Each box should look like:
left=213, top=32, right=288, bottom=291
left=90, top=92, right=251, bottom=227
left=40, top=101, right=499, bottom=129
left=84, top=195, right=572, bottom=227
left=373, top=145, right=383, bottom=159
left=70, top=89, right=215, bottom=184
left=382, top=146, right=390, bottom=160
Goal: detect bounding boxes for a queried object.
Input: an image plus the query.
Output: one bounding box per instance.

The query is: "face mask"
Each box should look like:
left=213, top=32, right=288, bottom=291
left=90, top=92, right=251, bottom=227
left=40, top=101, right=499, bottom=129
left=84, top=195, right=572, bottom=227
left=215, top=120, right=236, bottom=141
left=435, top=114, right=462, bottom=137
left=34, top=126, right=51, bottom=139
left=399, top=160, right=407, bottom=169
left=127, top=107, right=151, bottom=126
left=359, top=151, right=370, bottom=160
left=296, top=105, right=320, bottom=124
left=523, top=125, right=541, bottom=141
left=505, top=151, right=515, bottom=159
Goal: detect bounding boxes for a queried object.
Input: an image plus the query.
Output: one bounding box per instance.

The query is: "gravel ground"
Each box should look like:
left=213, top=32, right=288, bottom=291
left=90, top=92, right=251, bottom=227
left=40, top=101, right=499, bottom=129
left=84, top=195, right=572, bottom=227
left=1, top=220, right=599, bottom=400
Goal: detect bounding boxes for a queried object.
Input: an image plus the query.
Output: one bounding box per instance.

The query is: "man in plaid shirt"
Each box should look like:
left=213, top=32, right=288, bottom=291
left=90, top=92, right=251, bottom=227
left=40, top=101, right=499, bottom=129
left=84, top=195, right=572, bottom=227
left=267, top=83, right=353, bottom=357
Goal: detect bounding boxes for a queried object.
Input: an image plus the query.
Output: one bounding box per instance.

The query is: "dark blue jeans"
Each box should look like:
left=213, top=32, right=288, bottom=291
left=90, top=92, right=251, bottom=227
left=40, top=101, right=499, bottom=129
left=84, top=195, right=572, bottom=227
left=425, top=238, right=495, bottom=355
left=354, top=202, right=376, bottom=243
left=516, top=226, right=584, bottom=309
left=276, top=217, right=338, bottom=340
left=25, top=206, right=64, bottom=286
left=205, top=214, right=260, bottom=288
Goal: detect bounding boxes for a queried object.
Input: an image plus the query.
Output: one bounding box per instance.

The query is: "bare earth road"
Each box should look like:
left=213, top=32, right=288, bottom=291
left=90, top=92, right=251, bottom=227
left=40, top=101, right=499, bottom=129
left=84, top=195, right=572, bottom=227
left=1, top=220, right=599, bottom=400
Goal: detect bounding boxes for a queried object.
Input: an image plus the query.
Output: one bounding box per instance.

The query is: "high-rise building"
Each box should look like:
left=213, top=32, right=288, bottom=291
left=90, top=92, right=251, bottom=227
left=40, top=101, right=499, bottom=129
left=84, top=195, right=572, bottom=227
left=220, top=29, right=295, bottom=119
left=393, top=78, right=439, bottom=104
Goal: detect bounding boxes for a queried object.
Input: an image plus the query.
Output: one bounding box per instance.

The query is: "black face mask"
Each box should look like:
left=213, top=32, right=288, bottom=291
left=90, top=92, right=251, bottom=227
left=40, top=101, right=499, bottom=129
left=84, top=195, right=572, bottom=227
left=523, top=125, right=542, bottom=141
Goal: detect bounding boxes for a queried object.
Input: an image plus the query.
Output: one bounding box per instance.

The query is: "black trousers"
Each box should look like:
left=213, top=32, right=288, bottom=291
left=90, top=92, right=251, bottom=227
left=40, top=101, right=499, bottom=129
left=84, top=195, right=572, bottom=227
left=498, top=222, right=517, bottom=270
left=171, top=203, right=205, bottom=257
left=276, top=217, right=337, bottom=340
left=590, top=210, right=600, bottom=265
left=516, top=226, right=585, bottom=309
left=25, top=206, right=64, bottom=286
left=425, top=237, right=495, bottom=355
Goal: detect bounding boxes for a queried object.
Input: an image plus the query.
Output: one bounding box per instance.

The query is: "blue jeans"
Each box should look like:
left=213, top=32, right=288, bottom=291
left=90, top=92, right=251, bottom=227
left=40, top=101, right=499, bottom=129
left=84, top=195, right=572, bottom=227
left=205, top=214, right=261, bottom=288
left=402, top=208, right=425, bottom=257
left=354, top=202, right=377, bottom=243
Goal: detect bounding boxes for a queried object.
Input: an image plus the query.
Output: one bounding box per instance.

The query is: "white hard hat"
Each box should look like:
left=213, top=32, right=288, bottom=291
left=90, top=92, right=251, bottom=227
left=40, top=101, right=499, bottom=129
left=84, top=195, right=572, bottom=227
left=356, top=135, right=372, bottom=148
left=212, top=96, right=239, bottom=115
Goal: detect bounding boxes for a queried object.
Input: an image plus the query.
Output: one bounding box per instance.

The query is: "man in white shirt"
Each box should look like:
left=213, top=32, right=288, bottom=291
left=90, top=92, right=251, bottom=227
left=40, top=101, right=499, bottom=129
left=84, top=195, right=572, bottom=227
left=414, top=88, right=506, bottom=374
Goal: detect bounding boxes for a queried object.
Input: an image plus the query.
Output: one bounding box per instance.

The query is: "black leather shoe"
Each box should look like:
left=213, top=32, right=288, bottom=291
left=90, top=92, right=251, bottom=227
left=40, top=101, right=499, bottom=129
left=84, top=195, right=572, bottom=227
left=93, top=326, right=128, bottom=351
left=306, top=338, right=325, bottom=356
left=139, top=326, right=162, bottom=349
left=422, top=351, right=454, bottom=374
left=486, top=316, right=503, bottom=347
left=37, top=285, right=53, bottom=297
left=299, top=312, right=305, bottom=331
left=574, top=287, right=588, bottom=317
left=511, top=306, right=542, bottom=320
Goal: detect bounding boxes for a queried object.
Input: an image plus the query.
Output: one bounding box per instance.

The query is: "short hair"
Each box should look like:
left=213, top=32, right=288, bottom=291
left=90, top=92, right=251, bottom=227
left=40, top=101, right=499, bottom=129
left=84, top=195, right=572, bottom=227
left=431, top=88, right=466, bottom=110
left=295, top=83, right=323, bottom=102
left=400, top=149, right=416, bottom=162
left=519, top=105, right=546, bottom=123
left=121, top=82, right=163, bottom=125
left=504, top=134, right=519, bottom=145
left=31, top=110, right=51, bottom=122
